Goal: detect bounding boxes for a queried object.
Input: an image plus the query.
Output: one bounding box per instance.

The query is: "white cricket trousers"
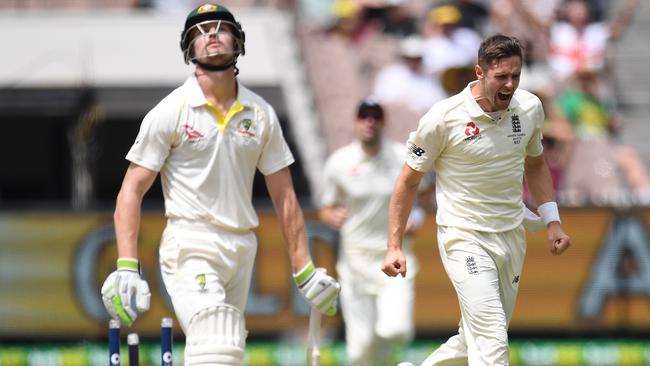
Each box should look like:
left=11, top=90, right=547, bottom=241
left=158, top=218, right=257, bottom=332
left=338, top=248, right=418, bottom=366
left=421, top=225, right=526, bottom=366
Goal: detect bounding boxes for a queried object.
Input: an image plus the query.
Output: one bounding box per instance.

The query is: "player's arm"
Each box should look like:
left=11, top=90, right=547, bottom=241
left=524, top=155, right=571, bottom=255
left=114, top=163, right=158, bottom=259
left=383, top=164, right=424, bottom=277
left=265, top=167, right=310, bottom=272
left=318, top=204, right=348, bottom=230
left=101, top=163, right=157, bottom=326
left=265, top=167, right=340, bottom=316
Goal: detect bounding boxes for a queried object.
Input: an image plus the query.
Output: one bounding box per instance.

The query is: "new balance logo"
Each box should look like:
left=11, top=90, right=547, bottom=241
left=408, top=143, right=425, bottom=157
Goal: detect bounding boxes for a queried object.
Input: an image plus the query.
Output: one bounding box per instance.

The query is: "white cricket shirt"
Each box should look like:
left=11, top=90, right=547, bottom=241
left=126, top=75, right=294, bottom=231
left=321, top=140, right=405, bottom=251
left=406, top=81, right=545, bottom=232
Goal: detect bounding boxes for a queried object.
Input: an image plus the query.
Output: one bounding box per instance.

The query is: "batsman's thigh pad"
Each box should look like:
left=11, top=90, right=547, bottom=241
left=184, top=304, right=247, bottom=366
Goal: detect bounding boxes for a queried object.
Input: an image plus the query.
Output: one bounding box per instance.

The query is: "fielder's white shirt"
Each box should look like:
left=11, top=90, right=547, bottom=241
left=406, top=81, right=544, bottom=232
left=321, top=140, right=405, bottom=252
left=126, top=75, right=294, bottom=231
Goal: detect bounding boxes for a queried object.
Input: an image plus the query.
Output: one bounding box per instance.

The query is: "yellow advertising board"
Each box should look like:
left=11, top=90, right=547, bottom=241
left=0, top=208, right=649, bottom=339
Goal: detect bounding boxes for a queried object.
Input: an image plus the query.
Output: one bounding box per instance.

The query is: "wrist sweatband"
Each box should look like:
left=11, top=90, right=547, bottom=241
left=538, top=201, right=561, bottom=225
left=293, top=260, right=315, bottom=287
left=117, top=257, right=139, bottom=272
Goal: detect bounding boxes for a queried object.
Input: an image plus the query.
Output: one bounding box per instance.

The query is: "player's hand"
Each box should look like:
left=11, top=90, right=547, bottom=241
left=522, top=206, right=544, bottom=233
left=101, top=258, right=151, bottom=326
left=293, top=261, right=340, bottom=316
left=323, top=206, right=348, bottom=230
left=382, top=246, right=407, bottom=278
left=547, top=222, right=571, bottom=256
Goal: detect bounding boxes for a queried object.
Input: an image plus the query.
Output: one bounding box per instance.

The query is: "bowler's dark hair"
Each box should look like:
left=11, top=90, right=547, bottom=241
left=477, top=34, right=524, bottom=69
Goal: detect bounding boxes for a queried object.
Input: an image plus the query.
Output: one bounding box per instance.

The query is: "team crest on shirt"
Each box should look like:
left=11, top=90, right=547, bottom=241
left=182, top=124, right=204, bottom=142
left=463, top=122, right=482, bottom=142
left=507, top=114, right=525, bottom=145
left=237, top=119, right=257, bottom=137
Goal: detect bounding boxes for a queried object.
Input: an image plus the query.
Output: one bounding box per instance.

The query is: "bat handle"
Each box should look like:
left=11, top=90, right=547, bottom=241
left=307, top=268, right=325, bottom=366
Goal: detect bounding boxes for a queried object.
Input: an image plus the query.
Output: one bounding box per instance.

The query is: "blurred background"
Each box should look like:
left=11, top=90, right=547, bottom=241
left=1, top=0, right=650, bottom=365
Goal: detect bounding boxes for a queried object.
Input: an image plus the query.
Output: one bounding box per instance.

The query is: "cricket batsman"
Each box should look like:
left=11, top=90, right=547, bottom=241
left=100, top=4, right=340, bottom=365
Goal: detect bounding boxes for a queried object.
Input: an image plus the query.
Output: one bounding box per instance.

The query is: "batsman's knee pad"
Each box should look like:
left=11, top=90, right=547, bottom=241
left=184, top=304, right=247, bottom=366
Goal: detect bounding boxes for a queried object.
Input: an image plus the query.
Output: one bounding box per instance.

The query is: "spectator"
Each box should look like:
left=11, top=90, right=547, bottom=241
left=519, top=38, right=556, bottom=98
left=327, top=0, right=383, bottom=45
left=524, top=91, right=575, bottom=206
left=548, top=0, right=639, bottom=81
left=372, top=35, right=447, bottom=114
left=556, top=64, right=650, bottom=205
left=421, top=3, right=482, bottom=77
left=451, top=0, right=490, bottom=34
left=361, top=0, right=419, bottom=37
left=490, top=0, right=561, bottom=60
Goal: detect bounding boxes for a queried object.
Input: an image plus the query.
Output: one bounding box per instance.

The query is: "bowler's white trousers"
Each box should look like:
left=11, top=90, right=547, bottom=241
left=422, top=225, right=526, bottom=366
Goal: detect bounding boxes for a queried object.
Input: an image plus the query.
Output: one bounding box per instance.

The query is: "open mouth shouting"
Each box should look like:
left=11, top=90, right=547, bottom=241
left=497, top=91, right=512, bottom=103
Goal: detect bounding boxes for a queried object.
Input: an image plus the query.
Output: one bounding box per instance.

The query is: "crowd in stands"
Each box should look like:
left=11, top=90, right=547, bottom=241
left=3, top=0, right=648, bottom=207
left=297, top=0, right=650, bottom=207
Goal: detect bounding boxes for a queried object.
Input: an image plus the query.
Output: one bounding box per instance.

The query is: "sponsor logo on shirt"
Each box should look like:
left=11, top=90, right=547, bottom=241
left=407, top=143, right=426, bottom=161
left=182, top=124, right=204, bottom=142
left=507, top=114, right=525, bottom=145
left=237, top=118, right=257, bottom=137
left=463, top=122, right=482, bottom=142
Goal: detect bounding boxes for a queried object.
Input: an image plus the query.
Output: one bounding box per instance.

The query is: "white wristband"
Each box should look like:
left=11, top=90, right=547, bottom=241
left=537, top=201, right=561, bottom=225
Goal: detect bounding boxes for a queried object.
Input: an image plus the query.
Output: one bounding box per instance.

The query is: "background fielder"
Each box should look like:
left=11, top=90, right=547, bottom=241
left=320, top=98, right=425, bottom=366
left=383, top=34, right=571, bottom=366
left=100, top=4, right=339, bottom=365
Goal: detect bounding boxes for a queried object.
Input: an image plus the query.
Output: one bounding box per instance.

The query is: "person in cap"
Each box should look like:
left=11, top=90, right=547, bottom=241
left=319, top=98, right=425, bottom=366
left=383, top=34, right=571, bottom=365
left=421, top=3, right=482, bottom=77
left=99, top=4, right=340, bottom=365
left=372, top=35, right=447, bottom=114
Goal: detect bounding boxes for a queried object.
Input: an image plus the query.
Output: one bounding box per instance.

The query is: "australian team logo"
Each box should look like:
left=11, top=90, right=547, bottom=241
left=463, top=121, right=481, bottom=142
left=197, top=4, right=217, bottom=13
left=237, top=119, right=257, bottom=137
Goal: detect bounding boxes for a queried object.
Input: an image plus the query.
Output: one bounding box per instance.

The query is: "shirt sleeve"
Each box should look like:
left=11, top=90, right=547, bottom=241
left=526, top=98, right=545, bottom=157
left=405, top=106, right=447, bottom=173
left=125, top=102, right=179, bottom=172
left=320, top=155, right=341, bottom=207
left=257, top=105, right=295, bottom=175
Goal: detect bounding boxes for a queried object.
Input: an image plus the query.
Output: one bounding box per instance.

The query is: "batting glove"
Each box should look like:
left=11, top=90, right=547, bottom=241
left=293, top=261, right=340, bottom=316
left=101, top=258, right=151, bottom=326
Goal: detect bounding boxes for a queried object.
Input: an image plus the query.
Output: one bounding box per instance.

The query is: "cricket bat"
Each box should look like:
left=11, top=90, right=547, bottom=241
left=306, top=268, right=325, bottom=366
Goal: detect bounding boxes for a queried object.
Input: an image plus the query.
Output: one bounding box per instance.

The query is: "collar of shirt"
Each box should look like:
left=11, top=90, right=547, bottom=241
left=353, top=139, right=390, bottom=162
left=184, top=74, right=255, bottom=110
left=462, top=80, right=520, bottom=122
